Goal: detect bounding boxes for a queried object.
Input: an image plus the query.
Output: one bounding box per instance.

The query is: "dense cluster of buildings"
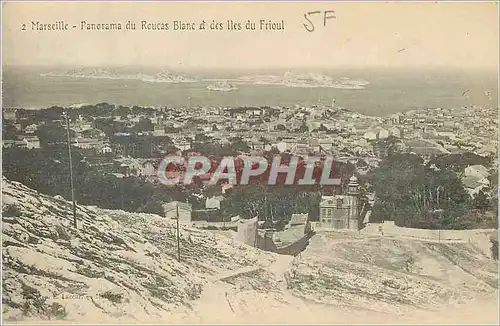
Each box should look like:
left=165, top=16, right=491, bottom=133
left=3, top=101, right=496, bottom=165
left=2, top=100, right=497, bottom=234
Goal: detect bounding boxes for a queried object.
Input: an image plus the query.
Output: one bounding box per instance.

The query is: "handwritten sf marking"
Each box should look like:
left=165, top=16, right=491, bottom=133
left=303, top=10, right=336, bottom=33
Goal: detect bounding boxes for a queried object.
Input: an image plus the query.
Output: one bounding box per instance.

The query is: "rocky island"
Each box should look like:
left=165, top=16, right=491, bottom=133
left=233, top=72, right=369, bottom=89
left=206, top=81, right=238, bottom=92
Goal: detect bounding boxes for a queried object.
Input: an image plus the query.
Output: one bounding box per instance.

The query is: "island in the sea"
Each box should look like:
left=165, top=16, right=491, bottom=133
left=40, top=68, right=198, bottom=83
left=232, top=72, right=369, bottom=89
left=206, top=81, right=238, bottom=92
left=40, top=69, right=368, bottom=89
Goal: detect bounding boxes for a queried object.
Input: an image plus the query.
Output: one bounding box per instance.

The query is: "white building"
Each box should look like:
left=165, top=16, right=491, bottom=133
left=99, top=144, right=113, bottom=154
left=22, top=136, right=40, bottom=149
left=464, top=165, right=489, bottom=179
left=205, top=195, right=225, bottom=210
left=363, top=131, right=377, bottom=141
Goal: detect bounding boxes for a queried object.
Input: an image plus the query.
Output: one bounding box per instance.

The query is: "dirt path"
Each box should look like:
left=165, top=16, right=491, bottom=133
left=214, top=266, right=263, bottom=282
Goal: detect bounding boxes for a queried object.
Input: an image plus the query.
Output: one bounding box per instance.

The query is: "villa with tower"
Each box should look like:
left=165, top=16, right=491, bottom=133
left=318, top=175, right=361, bottom=230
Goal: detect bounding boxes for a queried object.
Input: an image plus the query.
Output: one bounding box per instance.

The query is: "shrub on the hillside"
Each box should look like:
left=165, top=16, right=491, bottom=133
left=99, top=290, right=123, bottom=303
left=47, top=302, right=67, bottom=320
left=2, top=204, right=22, bottom=217
left=490, top=238, right=498, bottom=261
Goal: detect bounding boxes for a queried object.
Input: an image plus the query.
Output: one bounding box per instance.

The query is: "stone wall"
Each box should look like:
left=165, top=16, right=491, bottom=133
left=191, top=221, right=239, bottom=229
left=360, top=221, right=497, bottom=257
left=233, top=222, right=312, bottom=256
left=361, top=221, right=496, bottom=241
left=274, top=234, right=310, bottom=256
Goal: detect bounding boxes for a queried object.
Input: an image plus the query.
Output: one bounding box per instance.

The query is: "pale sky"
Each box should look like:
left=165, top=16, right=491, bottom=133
left=2, top=1, right=499, bottom=70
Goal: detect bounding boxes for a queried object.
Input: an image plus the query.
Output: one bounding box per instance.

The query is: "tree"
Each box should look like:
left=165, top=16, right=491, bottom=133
left=296, top=122, right=309, bottom=133
left=95, top=118, right=126, bottom=137
left=2, top=119, right=18, bottom=140
left=427, top=153, right=491, bottom=173
left=371, top=152, right=473, bottom=229
left=259, top=136, right=270, bottom=145
left=491, top=237, right=498, bottom=260
left=276, top=124, right=286, bottom=131
left=228, top=137, right=250, bottom=154
left=35, top=123, right=76, bottom=147
left=195, top=133, right=212, bottom=142
left=472, top=189, right=490, bottom=212
left=317, top=124, right=329, bottom=132
left=222, top=184, right=321, bottom=228
left=114, top=105, right=131, bottom=118
left=131, top=118, right=154, bottom=133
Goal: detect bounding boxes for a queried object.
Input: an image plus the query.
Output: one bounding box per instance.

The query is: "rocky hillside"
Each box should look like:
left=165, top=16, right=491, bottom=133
left=2, top=178, right=498, bottom=324
left=1, top=178, right=285, bottom=323
left=287, top=232, right=498, bottom=315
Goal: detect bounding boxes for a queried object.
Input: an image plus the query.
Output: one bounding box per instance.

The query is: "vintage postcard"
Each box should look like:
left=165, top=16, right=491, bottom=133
left=1, top=0, right=499, bottom=324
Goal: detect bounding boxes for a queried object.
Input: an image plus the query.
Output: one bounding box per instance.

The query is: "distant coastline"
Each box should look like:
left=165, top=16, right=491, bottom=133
left=40, top=68, right=370, bottom=89
left=4, top=68, right=495, bottom=116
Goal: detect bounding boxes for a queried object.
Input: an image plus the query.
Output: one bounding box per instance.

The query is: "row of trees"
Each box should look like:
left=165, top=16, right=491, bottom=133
left=3, top=144, right=360, bottom=228
left=368, top=152, right=497, bottom=229
left=13, top=103, right=156, bottom=124
left=2, top=147, right=189, bottom=214
left=222, top=184, right=322, bottom=229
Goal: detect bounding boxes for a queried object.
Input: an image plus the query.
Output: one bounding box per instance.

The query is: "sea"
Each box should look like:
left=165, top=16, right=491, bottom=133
left=2, top=66, right=498, bottom=117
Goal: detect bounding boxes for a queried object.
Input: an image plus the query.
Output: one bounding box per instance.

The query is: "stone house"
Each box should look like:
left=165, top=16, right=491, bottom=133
left=318, top=175, right=360, bottom=230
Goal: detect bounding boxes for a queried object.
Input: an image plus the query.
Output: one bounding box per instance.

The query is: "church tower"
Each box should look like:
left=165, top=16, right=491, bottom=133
left=347, top=175, right=360, bottom=230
